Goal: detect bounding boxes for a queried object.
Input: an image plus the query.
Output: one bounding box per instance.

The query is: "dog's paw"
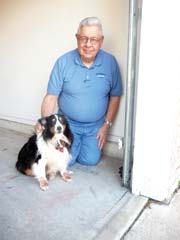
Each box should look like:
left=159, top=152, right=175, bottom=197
left=62, top=171, right=73, bottom=182
left=39, top=178, right=49, bottom=191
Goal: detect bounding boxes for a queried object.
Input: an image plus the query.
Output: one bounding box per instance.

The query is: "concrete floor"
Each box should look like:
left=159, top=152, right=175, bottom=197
left=123, top=190, right=180, bottom=240
left=0, top=127, right=147, bottom=240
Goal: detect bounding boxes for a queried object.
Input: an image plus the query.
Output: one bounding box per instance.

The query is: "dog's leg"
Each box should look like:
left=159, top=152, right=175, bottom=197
left=32, top=161, right=49, bottom=191
left=38, top=176, right=49, bottom=191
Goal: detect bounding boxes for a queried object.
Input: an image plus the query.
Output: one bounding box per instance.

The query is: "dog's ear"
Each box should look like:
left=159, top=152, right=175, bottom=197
left=64, top=122, right=73, bottom=145
left=38, top=117, right=47, bottom=127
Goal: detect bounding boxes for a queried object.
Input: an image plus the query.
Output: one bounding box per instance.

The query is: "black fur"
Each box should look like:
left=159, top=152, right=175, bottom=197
left=16, top=135, right=41, bottom=174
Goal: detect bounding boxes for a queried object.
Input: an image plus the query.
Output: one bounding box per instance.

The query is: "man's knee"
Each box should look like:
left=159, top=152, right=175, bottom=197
left=77, top=152, right=101, bottom=166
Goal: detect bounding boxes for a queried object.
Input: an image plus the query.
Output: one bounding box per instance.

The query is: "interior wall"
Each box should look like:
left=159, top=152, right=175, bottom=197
left=0, top=0, right=128, bottom=141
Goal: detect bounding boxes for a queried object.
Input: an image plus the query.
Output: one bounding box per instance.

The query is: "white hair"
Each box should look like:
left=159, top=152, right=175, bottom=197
left=77, top=17, right=103, bottom=36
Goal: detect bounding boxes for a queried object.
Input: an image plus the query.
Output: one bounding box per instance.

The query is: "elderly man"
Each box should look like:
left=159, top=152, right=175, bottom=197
left=41, top=17, right=123, bottom=166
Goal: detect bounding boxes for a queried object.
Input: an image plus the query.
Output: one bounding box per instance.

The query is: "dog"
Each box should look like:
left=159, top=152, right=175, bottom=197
left=16, top=114, right=73, bottom=190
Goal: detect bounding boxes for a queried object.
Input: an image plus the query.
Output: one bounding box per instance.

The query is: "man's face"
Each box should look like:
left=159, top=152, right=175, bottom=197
left=76, top=25, right=104, bottom=64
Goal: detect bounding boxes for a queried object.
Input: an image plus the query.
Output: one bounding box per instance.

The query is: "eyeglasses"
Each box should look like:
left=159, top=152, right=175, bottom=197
left=76, top=35, right=102, bottom=45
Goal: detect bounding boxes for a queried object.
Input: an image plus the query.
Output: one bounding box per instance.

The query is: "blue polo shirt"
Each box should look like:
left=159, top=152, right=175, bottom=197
left=47, top=49, right=123, bottom=123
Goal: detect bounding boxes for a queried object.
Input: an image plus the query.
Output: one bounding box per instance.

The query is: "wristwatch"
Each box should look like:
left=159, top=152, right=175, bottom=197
left=104, top=120, right=112, bottom=127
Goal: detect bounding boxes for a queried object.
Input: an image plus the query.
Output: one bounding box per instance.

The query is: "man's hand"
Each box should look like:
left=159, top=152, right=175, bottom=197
left=34, top=122, right=44, bottom=134
left=96, top=124, right=109, bottom=150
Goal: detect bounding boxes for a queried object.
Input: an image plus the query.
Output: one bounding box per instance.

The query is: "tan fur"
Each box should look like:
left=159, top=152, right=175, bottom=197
left=24, top=169, right=33, bottom=176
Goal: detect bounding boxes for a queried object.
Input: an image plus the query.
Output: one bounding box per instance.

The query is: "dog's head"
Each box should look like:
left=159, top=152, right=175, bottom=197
left=38, top=114, right=73, bottom=148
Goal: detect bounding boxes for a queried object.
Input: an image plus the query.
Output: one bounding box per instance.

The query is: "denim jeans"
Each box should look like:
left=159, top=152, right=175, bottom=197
left=67, top=118, right=104, bottom=166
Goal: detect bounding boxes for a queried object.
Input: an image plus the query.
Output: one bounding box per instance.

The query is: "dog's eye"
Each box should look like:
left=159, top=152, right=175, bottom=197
left=59, top=117, right=66, bottom=124
left=58, top=117, right=62, bottom=122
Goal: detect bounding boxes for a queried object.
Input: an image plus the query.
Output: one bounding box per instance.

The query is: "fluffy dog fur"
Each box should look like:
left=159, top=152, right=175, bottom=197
left=16, top=114, right=73, bottom=190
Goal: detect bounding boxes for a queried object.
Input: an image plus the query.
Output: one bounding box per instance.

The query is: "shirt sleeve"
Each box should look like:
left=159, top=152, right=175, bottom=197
left=110, top=57, right=123, bottom=97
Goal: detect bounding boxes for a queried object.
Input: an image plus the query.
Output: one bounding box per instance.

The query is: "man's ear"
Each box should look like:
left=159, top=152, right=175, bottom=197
left=100, top=36, right=104, bottom=46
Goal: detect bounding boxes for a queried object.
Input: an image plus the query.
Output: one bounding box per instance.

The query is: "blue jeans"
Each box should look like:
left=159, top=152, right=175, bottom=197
left=67, top=119, right=103, bottom=166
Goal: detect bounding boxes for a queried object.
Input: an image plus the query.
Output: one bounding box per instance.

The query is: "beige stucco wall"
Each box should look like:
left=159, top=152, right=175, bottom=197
left=0, top=0, right=129, bottom=143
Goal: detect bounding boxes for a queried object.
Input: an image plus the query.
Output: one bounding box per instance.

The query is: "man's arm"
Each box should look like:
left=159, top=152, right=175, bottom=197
left=96, top=96, right=121, bottom=149
left=104, top=96, right=120, bottom=124
left=34, top=93, right=57, bottom=133
left=41, top=93, right=58, bottom=117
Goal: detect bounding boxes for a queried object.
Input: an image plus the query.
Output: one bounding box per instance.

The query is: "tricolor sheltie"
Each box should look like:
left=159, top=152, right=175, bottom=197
left=16, top=114, right=73, bottom=191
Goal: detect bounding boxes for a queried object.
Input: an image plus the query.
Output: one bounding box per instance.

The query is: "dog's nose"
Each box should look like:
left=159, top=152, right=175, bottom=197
left=57, top=126, right=62, bottom=133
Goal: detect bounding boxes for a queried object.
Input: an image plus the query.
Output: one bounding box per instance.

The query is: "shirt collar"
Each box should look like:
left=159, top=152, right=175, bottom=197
left=74, top=49, right=102, bottom=68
